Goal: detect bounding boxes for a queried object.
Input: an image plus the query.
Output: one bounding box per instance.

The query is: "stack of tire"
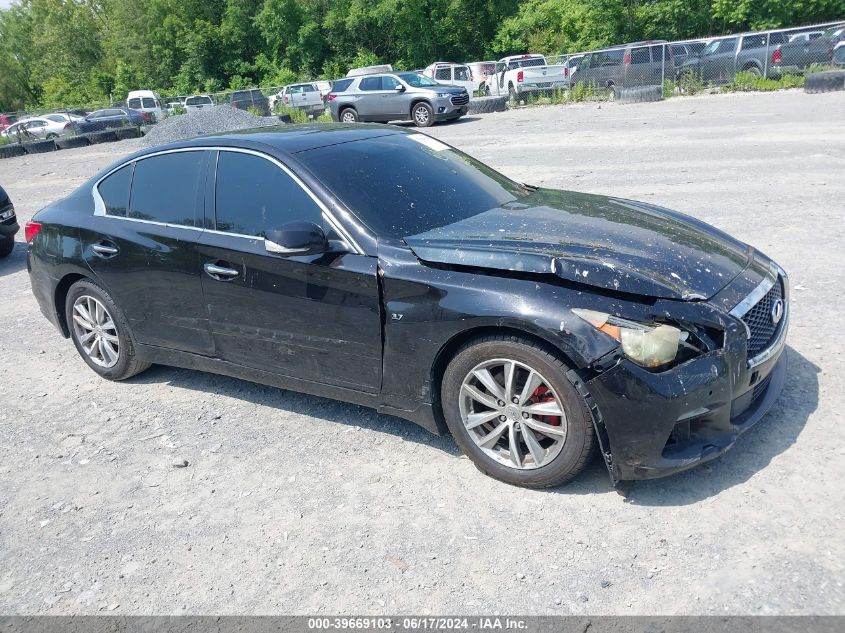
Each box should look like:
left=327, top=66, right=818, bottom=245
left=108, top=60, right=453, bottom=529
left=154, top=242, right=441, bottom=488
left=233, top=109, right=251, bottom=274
left=805, top=70, right=845, bottom=94
left=0, top=125, right=142, bottom=160
left=614, top=85, right=663, bottom=105
left=468, top=95, right=509, bottom=115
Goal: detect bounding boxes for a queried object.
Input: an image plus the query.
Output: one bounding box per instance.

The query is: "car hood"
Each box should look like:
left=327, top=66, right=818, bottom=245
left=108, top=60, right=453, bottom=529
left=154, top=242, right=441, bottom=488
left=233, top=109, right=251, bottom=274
left=427, top=84, right=467, bottom=94
left=403, top=189, right=752, bottom=300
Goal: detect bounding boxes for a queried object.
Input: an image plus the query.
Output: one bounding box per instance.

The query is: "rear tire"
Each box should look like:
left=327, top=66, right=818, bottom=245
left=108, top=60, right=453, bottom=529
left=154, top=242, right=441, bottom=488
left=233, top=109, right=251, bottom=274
left=340, top=108, right=358, bottom=123
left=65, top=279, right=151, bottom=381
left=411, top=102, right=434, bottom=127
left=441, top=335, right=595, bottom=488
left=744, top=65, right=762, bottom=77
left=0, top=236, right=14, bottom=258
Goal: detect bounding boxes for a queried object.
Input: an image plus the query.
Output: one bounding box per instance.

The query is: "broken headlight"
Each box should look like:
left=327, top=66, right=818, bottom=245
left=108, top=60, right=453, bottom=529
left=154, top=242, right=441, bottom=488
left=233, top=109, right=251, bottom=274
left=572, top=309, right=689, bottom=369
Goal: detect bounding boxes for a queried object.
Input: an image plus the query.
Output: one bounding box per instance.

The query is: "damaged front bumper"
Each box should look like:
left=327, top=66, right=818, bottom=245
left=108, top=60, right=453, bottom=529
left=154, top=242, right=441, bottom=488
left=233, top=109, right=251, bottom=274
left=584, top=283, right=789, bottom=482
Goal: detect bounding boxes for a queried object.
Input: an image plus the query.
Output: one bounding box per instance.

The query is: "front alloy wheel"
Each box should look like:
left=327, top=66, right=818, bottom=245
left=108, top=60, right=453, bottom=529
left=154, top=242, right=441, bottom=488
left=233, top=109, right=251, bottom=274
left=460, top=359, right=567, bottom=469
left=441, top=335, right=595, bottom=488
left=412, top=102, right=433, bottom=127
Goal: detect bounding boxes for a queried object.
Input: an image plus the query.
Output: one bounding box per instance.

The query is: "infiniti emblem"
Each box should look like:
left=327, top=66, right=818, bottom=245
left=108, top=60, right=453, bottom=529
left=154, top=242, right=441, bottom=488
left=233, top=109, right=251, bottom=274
left=771, top=299, right=784, bottom=325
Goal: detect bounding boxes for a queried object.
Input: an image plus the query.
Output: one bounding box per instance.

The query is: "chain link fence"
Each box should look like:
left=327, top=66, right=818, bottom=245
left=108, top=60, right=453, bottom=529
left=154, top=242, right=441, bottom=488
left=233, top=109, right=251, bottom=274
left=2, top=18, right=843, bottom=152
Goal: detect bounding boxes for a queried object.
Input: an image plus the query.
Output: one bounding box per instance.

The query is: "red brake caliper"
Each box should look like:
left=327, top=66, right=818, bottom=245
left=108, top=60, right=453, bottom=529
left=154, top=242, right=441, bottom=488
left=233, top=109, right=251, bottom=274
left=530, top=386, right=561, bottom=426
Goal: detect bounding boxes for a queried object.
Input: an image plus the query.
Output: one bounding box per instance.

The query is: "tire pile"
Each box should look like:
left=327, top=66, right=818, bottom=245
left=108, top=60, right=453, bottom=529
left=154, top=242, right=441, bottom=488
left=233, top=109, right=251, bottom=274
left=804, top=70, right=845, bottom=94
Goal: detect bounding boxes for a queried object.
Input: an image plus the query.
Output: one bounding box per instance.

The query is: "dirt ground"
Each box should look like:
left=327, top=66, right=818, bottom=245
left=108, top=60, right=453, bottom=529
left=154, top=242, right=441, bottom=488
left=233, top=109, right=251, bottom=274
left=0, top=90, right=843, bottom=615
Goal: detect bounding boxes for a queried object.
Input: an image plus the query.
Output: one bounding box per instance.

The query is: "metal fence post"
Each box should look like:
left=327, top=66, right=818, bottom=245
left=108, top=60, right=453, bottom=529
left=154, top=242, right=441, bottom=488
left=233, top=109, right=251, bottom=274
left=764, top=32, right=771, bottom=78
left=661, top=43, right=666, bottom=87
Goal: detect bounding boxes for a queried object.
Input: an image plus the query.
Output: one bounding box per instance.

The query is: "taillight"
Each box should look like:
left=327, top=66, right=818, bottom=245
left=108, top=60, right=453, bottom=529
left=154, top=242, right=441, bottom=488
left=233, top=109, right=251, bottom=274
left=564, top=67, right=569, bottom=78
left=25, top=221, right=42, bottom=243
left=517, top=71, right=524, bottom=83
left=328, top=94, right=337, bottom=101
left=623, top=52, right=631, bottom=64
left=284, top=96, right=289, bottom=104
left=63, top=122, right=71, bottom=130
left=771, top=48, right=782, bottom=63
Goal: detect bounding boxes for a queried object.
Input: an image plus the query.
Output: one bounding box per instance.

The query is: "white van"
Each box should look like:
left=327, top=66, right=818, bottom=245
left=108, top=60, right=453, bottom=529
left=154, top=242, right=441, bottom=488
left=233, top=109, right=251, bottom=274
left=423, top=62, right=480, bottom=93
left=126, top=90, right=167, bottom=123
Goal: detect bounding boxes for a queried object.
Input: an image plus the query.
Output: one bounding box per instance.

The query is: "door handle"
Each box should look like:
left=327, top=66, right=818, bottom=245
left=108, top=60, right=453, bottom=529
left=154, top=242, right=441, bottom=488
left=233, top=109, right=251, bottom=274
left=92, top=242, right=119, bottom=257
left=204, top=262, right=240, bottom=280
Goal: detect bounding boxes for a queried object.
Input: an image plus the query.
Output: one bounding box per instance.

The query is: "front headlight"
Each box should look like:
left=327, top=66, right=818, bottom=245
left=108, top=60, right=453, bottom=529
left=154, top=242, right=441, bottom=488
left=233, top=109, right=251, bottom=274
left=437, top=92, right=451, bottom=97
left=572, top=308, right=684, bottom=368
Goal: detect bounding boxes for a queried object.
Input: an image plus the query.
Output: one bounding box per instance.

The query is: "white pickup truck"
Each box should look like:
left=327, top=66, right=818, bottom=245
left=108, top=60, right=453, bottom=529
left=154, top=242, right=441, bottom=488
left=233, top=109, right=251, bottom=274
left=269, top=83, right=325, bottom=114
left=488, top=54, right=570, bottom=100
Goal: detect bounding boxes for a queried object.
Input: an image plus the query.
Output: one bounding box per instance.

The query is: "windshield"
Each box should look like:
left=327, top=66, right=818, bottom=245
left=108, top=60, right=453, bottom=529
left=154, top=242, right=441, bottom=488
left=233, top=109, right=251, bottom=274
left=395, top=72, right=439, bottom=87
left=186, top=96, right=212, bottom=105
left=295, top=133, right=529, bottom=238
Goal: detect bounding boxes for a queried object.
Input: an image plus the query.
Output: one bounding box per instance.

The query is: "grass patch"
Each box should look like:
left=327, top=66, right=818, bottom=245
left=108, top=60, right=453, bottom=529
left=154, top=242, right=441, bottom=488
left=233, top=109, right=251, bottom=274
left=0, top=136, right=8, bottom=146
left=515, top=82, right=612, bottom=107
left=725, top=70, right=805, bottom=92
left=273, top=105, right=310, bottom=123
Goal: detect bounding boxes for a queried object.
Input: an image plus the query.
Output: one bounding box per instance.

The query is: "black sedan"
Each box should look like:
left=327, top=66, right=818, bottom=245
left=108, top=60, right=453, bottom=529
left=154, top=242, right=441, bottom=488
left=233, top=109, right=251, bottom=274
left=25, top=125, right=789, bottom=488
left=75, top=108, right=147, bottom=133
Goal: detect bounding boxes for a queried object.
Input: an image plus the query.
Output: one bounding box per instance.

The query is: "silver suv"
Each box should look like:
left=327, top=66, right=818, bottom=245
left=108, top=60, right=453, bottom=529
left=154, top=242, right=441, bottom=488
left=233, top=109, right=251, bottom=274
left=328, top=72, right=469, bottom=127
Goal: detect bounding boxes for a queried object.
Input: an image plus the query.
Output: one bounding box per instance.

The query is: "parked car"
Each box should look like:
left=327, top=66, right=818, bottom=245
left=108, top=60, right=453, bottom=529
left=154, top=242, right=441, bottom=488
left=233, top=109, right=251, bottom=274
left=467, top=61, right=497, bottom=94
left=423, top=62, right=480, bottom=94
left=314, top=80, right=333, bottom=104
left=184, top=95, right=214, bottom=113
left=669, top=41, right=708, bottom=68
left=487, top=54, right=570, bottom=100
left=75, top=108, right=146, bottom=133
left=25, top=125, right=789, bottom=488
left=0, top=113, right=19, bottom=133
left=574, top=41, right=674, bottom=93
left=679, top=30, right=790, bottom=83
left=329, top=72, right=468, bottom=127
left=165, top=99, right=186, bottom=115
left=346, top=64, right=393, bottom=78
left=770, top=24, right=845, bottom=76
left=0, top=184, right=18, bottom=258
left=1, top=116, right=73, bottom=141
left=269, top=83, right=325, bottom=114
left=126, top=90, right=167, bottom=123
left=229, top=89, right=270, bottom=115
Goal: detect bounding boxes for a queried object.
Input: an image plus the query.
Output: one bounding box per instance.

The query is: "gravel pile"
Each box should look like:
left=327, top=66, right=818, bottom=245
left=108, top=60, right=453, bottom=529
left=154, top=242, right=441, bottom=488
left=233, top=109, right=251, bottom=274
left=141, top=105, right=282, bottom=146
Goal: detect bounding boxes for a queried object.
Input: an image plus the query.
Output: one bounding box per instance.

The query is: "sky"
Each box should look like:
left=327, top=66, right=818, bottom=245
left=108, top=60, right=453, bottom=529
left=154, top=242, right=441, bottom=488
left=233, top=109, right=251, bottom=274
left=0, top=0, right=14, bottom=8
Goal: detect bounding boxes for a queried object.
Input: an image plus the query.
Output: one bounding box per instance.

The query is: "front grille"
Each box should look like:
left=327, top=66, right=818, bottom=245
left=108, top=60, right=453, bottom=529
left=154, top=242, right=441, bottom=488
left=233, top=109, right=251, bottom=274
left=450, top=93, right=469, bottom=106
left=741, top=278, right=784, bottom=358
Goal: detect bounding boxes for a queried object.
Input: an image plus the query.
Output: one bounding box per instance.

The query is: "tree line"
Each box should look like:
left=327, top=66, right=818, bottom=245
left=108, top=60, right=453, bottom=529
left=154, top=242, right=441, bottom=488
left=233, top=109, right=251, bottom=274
left=1, top=0, right=842, bottom=111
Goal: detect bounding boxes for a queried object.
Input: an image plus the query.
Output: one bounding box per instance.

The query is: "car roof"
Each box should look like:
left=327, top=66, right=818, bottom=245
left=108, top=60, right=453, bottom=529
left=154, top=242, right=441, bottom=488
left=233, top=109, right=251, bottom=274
left=133, top=124, right=413, bottom=156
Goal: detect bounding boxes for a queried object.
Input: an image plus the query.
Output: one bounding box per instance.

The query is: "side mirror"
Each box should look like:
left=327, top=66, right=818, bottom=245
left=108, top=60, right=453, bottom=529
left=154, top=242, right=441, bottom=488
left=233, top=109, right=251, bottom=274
left=264, top=221, right=328, bottom=256
left=394, top=84, right=406, bottom=92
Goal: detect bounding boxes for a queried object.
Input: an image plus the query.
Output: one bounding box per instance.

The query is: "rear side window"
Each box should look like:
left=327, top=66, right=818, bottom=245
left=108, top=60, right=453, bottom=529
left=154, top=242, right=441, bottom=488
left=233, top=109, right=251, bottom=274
left=434, top=67, right=451, bottom=80
left=359, top=77, right=382, bottom=90
left=129, top=152, right=207, bottom=226
left=454, top=66, right=470, bottom=80
left=330, top=78, right=353, bottom=93
left=214, top=151, right=324, bottom=237
left=127, top=98, right=141, bottom=109
left=741, top=35, right=767, bottom=50
left=98, top=164, right=133, bottom=217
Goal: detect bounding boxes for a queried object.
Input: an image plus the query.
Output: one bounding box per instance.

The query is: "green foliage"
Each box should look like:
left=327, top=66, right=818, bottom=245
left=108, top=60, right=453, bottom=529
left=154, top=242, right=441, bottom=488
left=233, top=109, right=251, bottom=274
left=725, top=70, right=807, bottom=92
left=275, top=105, right=310, bottom=123
left=0, top=0, right=841, bottom=111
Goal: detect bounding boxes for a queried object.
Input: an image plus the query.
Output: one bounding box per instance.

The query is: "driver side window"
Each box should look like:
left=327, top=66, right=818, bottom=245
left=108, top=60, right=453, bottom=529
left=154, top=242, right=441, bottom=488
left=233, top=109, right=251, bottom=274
left=214, top=151, right=326, bottom=238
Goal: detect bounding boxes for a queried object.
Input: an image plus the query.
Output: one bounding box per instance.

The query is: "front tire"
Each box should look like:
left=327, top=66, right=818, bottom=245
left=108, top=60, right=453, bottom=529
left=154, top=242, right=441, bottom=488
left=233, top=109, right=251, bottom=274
left=441, top=335, right=595, bottom=488
left=65, top=279, right=150, bottom=381
left=411, top=102, right=434, bottom=127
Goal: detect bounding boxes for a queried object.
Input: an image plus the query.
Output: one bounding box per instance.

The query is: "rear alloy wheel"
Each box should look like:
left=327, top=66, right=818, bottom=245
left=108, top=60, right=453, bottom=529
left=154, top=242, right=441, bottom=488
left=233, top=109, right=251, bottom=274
left=66, top=279, right=150, bottom=380
left=442, top=336, right=595, bottom=488
left=412, top=102, right=434, bottom=127
left=340, top=108, right=358, bottom=123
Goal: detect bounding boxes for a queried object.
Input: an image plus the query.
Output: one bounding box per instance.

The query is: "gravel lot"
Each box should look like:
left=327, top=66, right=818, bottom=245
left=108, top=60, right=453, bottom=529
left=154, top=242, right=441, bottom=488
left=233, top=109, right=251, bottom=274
left=0, top=90, right=843, bottom=615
